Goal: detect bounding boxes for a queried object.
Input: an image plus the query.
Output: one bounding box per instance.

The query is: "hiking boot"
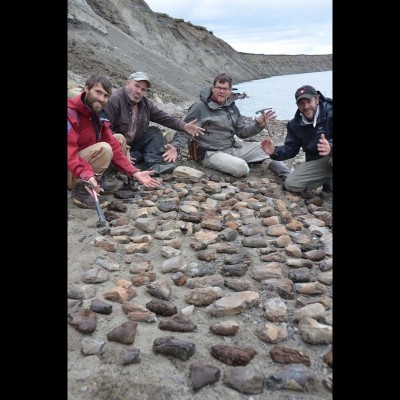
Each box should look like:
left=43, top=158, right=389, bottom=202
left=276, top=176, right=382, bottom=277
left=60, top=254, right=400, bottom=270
left=99, top=177, right=121, bottom=194
left=114, top=187, right=136, bottom=199
left=71, top=186, right=109, bottom=209
left=264, top=160, right=291, bottom=182
left=114, top=178, right=137, bottom=199
left=299, top=189, right=314, bottom=200
left=305, top=197, right=324, bottom=206
left=319, top=190, right=332, bottom=200
left=146, top=163, right=176, bottom=176
left=319, top=178, right=333, bottom=199
left=322, top=177, right=333, bottom=192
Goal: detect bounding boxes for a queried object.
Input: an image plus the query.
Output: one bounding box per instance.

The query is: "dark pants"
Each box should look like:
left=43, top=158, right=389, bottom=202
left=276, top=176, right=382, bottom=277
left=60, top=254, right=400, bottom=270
left=129, top=126, right=166, bottom=169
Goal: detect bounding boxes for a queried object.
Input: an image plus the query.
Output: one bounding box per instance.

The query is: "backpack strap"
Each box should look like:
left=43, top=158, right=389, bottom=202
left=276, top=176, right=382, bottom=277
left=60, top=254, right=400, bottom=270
left=67, top=107, right=82, bottom=132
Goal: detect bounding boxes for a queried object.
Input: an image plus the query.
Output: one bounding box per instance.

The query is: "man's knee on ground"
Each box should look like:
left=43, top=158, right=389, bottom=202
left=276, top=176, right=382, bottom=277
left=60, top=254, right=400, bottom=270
left=283, top=174, right=305, bottom=192
left=231, top=160, right=250, bottom=177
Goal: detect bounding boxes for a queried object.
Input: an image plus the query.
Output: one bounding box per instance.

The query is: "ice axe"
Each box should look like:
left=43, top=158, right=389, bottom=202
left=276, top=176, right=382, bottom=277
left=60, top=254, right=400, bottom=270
left=76, top=179, right=107, bottom=227
left=255, top=108, right=273, bottom=136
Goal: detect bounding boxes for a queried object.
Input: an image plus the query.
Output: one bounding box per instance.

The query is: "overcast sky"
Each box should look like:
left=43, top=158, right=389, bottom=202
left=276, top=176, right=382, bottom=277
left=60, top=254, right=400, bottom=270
left=145, top=0, right=332, bottom=55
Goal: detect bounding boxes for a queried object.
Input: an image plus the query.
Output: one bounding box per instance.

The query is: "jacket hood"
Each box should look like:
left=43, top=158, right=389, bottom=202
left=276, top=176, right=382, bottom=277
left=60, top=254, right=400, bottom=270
left=317, top=90, right=326, bottom=101
left=68, top=92, right=92, bottom=117
left=199, top=86, right=235, bottom=109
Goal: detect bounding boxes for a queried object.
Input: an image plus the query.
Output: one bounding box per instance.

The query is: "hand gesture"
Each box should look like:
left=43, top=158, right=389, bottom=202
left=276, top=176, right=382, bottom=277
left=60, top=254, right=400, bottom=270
left=132, top=171, right=161, bottom=188
left=162, top=143, right=178, bottom=163
left=183, top=119, right=205, bottom=137
left=260, top=137, right=275, bottom=155
left=317, top=134, right=331, bottom=156
left=256, top=109, right=277, bottom=128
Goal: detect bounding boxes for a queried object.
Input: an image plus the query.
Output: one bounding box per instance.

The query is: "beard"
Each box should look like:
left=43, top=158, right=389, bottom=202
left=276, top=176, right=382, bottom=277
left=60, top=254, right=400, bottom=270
left=85, top=93, right=105, bottom=113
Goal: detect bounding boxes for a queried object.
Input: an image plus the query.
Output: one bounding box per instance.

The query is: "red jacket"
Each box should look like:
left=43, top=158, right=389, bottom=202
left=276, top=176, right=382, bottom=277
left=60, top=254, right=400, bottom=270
left=67, top=92, right=138, bottom=181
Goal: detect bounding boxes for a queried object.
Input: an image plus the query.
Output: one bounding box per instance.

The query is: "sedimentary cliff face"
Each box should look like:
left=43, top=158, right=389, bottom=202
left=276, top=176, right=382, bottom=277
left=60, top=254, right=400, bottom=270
left=68, top=0, right=332, bottom=103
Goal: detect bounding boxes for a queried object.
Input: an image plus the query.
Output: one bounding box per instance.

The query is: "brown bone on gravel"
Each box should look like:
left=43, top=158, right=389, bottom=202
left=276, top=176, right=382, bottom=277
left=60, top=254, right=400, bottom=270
left=110, top=220, right=130, bottom=229
left=269, top=345, right=311, bottom=366
left=104, top=286, right=137, bottom=303
left=67, top=299, right=83, bottom=315
left=157, top=201, right=179, bottom=212
left=107, top=320, right=138, bottom=344
left=224, top=278, right=252, bottom=291
left=146, top=298, right=177, bottom=316
left=190, top=241, right=207, bottom=251
left=223, top=252, right=252, bottom=265
left=90, top=298, right=113, bottom=315
left=121, top=347, right=141, bottom=365
left=210, top=320, right=239, bottom=336
left=153, top=336, right=196, bottom=360
left=221, top=263, right=248, bottom=276
left=67, top=309, right=97, bottom=334
left=122, top=301, right=148, bottom=314
left=131, top=271, right=156, bottom=286
left=171, top=271, right=187, bottom=286
left=190, top=361, right=221, bottom=391
left=179, top=213, right=202, bottom=223
left=108, top=200, right=128, bottom=212
left=127, top=310, right=157, bottom=323
left=146, top=280, right=172, bottom=301
left=210, top=344, right=256, bottom=366
left=158, top=313, right=197, bottom=332
left=104, top=210, right=120, bottom=222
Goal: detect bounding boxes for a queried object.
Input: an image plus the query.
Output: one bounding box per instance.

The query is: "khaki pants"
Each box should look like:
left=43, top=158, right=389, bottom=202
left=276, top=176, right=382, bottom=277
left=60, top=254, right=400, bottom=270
left=284, top=155, right=333, bottom=192
left=67, top=134, right=127, bottom=189
left=201, top=139, right=270, bottom=177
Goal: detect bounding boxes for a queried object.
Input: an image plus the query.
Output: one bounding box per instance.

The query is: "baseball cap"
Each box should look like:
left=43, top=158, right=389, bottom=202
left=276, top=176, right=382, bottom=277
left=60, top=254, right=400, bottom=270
left=128, top=71, right=151, bottom=88
left=295, top=85, right=317, bottom=102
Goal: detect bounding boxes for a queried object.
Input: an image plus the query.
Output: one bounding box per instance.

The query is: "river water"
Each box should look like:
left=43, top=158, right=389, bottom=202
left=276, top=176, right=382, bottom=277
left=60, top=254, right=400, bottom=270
left=234, top=70, right=332, bottom=121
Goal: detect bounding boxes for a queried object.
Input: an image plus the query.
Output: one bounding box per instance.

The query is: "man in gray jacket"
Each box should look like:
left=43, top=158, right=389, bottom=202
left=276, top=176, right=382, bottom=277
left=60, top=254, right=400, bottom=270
left=163, top=72, right=290, bottom=179
left=104, top=71, right=204, bottom=176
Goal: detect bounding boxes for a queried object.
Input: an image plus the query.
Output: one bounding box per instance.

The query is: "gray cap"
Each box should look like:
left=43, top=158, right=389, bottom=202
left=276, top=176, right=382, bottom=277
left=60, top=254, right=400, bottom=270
left=128, top=71, right=151, bottom=88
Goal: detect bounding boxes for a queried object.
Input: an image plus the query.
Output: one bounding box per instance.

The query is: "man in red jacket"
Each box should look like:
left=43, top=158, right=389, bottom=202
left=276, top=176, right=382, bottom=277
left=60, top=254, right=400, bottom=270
left=68, top=74, right=160, bottom=209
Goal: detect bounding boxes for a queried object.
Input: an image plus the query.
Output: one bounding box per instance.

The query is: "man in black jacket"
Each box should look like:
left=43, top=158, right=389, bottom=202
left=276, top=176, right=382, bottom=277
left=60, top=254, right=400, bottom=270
left=103, top=71, right=204, bottom=176
left=261, top=85, right=333, bottom=199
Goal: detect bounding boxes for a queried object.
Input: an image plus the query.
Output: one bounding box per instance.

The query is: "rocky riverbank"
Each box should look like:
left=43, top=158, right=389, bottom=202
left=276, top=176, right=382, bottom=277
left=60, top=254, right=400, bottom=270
left=68, top=1, right=333, bottom=397
left=67, top=91, right=333, bottom=398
